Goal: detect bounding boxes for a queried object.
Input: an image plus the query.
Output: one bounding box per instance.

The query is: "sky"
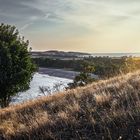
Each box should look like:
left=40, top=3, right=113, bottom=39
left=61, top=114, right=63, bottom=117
left=0, top=0, right=140, bottom=53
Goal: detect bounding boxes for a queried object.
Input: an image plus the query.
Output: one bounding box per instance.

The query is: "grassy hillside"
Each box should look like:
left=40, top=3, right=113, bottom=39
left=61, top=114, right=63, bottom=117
left=1, top=71, right=140, bottom=140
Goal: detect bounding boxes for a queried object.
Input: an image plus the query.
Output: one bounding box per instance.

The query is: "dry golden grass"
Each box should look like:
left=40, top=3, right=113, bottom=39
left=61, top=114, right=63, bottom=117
left=1, top=71, right=140, bottom=139
left=132, top=57, right=140, bottom=61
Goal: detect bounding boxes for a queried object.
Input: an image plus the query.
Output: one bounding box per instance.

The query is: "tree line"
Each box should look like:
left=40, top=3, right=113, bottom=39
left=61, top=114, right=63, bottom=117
left=33, top=56, right=140, bottom=78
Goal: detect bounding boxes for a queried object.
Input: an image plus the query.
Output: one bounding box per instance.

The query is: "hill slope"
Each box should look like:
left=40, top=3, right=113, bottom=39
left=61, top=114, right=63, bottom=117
left=1, top=71, right=140, bottom=139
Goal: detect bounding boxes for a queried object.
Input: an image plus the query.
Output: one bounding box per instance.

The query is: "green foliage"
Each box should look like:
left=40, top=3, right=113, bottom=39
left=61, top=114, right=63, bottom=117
left=0, top=23, right=36, bottom=107
left=33, top=58, right=84, bottom=71
left=33, top=56, right=140, bottom=78
left=68, top=63, right=96, bottom=89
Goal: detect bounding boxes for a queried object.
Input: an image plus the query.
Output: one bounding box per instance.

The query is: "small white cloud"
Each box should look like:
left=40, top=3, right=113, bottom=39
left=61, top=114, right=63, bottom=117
left=20, top=22, right=33, bottom=31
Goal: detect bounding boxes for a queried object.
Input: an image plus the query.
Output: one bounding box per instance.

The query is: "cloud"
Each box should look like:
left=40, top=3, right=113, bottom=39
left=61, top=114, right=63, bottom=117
left=1, top=0, right=140, bottom=52
left=20, top=13, right=51, bottom=31
left=1, top=0, right=140, bottom=29
left=20, top=22, right=33, bottom=31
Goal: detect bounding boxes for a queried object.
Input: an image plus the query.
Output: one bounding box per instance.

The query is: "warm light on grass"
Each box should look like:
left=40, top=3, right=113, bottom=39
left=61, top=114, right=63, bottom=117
left=1, top=70, right=140, bottom=139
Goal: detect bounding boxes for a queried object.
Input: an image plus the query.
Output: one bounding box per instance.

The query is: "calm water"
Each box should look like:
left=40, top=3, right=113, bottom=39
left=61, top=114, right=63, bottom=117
left=90, top=53, right=140, bottom=57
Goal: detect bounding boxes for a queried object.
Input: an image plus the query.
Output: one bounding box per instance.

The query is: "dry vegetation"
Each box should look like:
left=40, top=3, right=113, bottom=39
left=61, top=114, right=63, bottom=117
left=1, top=71, right=140, bottom=139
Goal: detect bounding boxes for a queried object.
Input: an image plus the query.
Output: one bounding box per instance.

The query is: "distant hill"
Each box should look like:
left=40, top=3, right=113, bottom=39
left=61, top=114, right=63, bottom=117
left=1, top=71, right=140, bottom=139
left=46, top=50, right=90, bottom=55
left=31, top=50, right=90, bottom=59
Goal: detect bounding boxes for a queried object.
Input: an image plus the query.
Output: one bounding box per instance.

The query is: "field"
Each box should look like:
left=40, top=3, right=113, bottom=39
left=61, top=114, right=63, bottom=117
left=1, top=70, right=140, bottom=139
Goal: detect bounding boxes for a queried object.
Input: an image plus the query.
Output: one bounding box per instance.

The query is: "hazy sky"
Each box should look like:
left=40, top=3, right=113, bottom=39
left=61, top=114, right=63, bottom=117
left=1, top=0, right=140, bottom=53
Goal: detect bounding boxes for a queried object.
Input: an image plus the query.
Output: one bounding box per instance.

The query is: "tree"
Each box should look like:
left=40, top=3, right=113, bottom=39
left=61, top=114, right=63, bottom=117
left=68, top=62, right=96, bottom=89
left=0, top=23, right=36, bottom=108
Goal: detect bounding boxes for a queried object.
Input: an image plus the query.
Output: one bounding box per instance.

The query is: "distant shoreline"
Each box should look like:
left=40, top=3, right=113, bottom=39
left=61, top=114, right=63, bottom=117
left=31, top=51, right=140, bottom=60
left=90, top=53, right=140, bottom=57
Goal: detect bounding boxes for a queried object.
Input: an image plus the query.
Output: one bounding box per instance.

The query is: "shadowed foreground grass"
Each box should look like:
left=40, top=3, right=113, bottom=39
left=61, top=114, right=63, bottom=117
left=1, top=71, right=140, bottom=139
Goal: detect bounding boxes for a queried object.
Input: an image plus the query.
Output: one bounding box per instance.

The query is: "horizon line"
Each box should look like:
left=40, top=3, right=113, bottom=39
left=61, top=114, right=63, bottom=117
left=31, top=50, right=140, bottom=54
